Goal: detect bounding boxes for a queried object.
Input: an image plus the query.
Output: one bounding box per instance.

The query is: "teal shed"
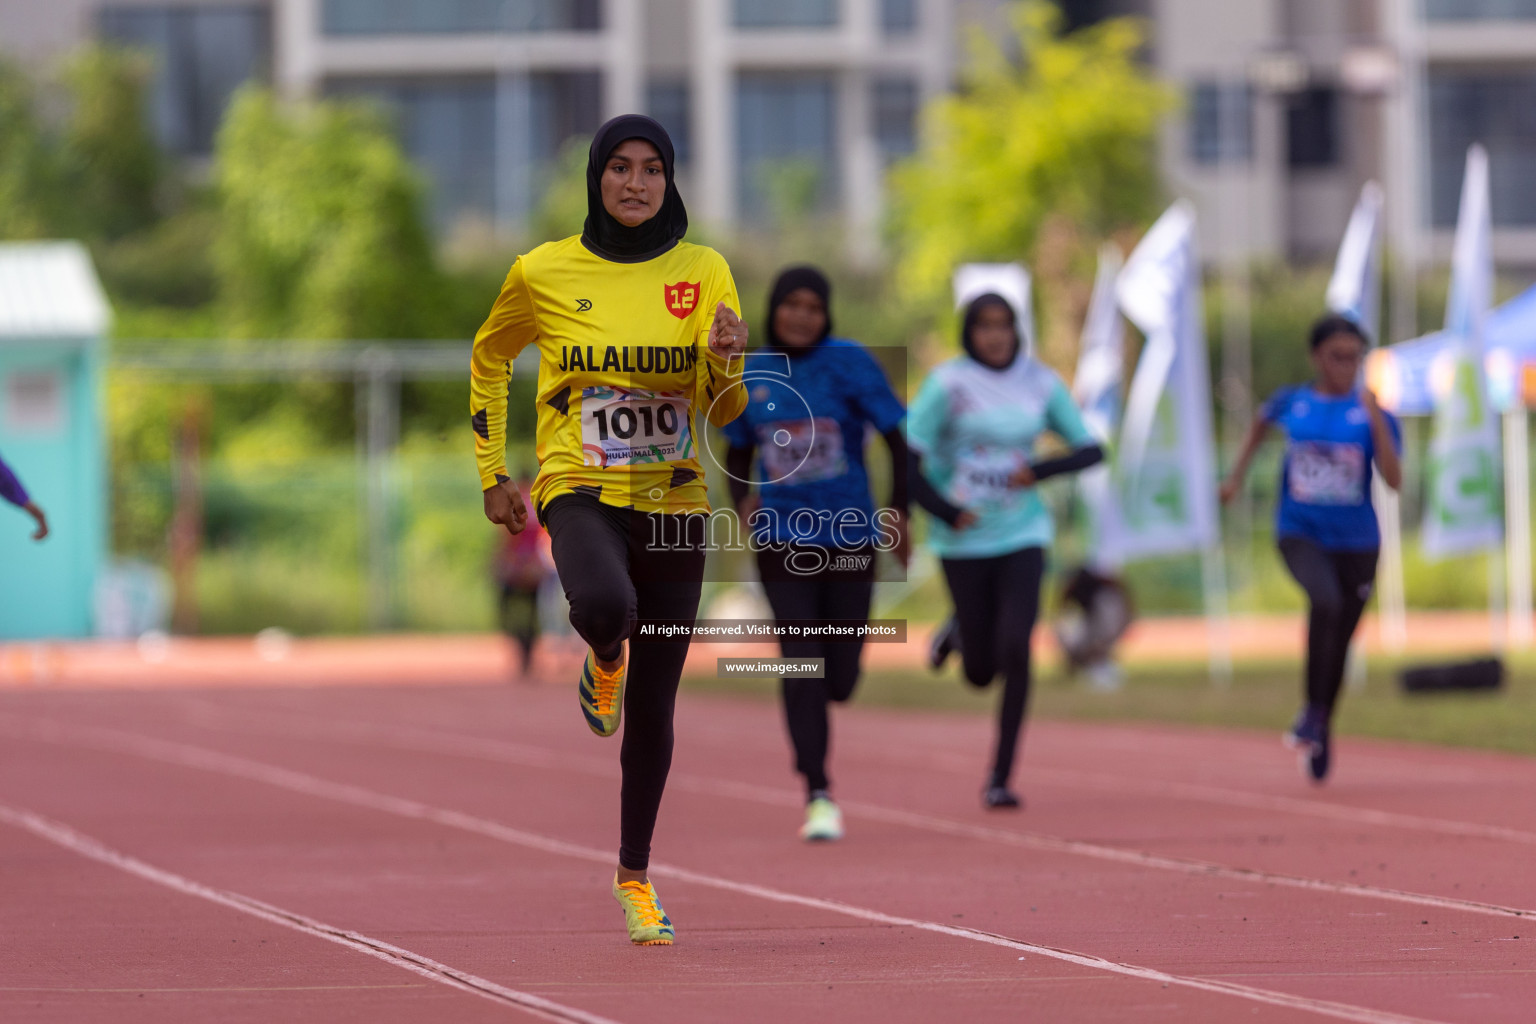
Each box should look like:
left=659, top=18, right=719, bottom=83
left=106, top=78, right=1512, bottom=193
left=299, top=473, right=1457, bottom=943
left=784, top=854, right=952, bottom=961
left=0, top=242, right=110, bottom=639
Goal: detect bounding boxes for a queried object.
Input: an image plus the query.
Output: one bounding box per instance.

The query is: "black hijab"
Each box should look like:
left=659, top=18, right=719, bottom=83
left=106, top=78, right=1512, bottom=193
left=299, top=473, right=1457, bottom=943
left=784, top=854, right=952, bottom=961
left=765, top=265, right=833, bottom=353
left=580, top=114, right=688, bottom=263
left=961, top=293, right=1021, bottom=369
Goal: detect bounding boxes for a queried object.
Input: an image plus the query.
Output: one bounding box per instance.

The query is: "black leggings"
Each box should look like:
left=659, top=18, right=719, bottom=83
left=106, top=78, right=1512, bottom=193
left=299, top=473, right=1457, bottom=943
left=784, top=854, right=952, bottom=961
left=757, top=544, right=876, bottom=797
left=1278, top=536, right=1379, bottom=720
left=497, top=586, right=540, bottom=669
left=941, top=547, right=1044, bottom=787
left=543, top=494, right=706, bottom=872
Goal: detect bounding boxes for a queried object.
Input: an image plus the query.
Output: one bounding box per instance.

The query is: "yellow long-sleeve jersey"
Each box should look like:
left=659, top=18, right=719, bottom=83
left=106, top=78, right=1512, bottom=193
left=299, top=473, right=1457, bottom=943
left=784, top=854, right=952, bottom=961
left=470, top=235, right=747, bottom=516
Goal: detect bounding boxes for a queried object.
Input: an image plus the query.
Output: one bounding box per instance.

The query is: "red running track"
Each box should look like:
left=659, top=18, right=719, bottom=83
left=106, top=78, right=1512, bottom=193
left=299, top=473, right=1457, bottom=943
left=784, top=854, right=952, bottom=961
left=1, top=678, right=1533, bottom=1023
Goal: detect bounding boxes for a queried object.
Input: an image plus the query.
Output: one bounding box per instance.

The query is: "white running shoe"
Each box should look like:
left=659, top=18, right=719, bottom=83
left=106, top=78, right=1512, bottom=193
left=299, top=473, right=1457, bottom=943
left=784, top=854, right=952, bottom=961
left=799, top=796, right=844, bottom=841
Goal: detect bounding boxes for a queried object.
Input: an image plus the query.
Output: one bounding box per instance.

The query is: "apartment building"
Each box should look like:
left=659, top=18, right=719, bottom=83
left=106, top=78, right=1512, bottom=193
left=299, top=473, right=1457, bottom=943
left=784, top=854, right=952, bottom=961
left=0, top=0, right=973, bottom=244
left=2, top=0, right=1531, bottom=272
left=1154, top=0, right=1536, bottom=281
left=1406, top=0, right=1536, bottom=266
left=0, top=0, right=270, bottom=158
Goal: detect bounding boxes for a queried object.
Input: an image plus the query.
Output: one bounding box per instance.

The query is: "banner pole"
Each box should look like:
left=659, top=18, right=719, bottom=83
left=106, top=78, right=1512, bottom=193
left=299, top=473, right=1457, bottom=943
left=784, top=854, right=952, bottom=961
left=1373, top=476, right=1408, bottom=652
left=1201, top=541, right=1233, bottom=687
left=1504, top=408, right=1533, bottom=647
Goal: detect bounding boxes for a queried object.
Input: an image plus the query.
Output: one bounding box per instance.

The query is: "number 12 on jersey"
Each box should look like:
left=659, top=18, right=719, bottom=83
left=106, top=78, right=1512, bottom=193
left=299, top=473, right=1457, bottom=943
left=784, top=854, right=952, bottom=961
left=664, top=281, right=700, bottom=320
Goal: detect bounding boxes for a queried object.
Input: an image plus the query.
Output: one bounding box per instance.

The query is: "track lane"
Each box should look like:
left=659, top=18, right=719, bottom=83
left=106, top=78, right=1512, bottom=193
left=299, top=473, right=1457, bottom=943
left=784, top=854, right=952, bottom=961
left=0, top=806, right=539, bottom=1024
left=46, top=687, right=1536, bottom=917
left=0, top=728, right=1355, bottom=1024
left=6, top=700, right=1529, bottom=1024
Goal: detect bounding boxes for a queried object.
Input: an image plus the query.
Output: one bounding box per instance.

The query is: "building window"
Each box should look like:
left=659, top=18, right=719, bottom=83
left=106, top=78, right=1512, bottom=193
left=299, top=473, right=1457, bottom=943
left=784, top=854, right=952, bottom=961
left=1059, top=0, right=1118, bottom=30
left=1286, top=86, right=1339, bottom=169
left=733, top=0, right=840, bottom=29
left=1428, top=73, right=1536, bottom=227
left=1188, top=81, right=1253, bottom=166
left=647, top=80, right=692, bottom=166
left=736, top=73, right=838, bottom=221
left=330, top=72, right=601, bottom=230
left=880, top=0, right=917, bottom=34
left=330, top=77, right=497, bottom=229
left=1425, top=0, right=1536, bottom=19
left=322, top=0, right=601, bottom=35
left=873, top=77, right=918, bottom=163
left=98, top=5, right=268, bottom=156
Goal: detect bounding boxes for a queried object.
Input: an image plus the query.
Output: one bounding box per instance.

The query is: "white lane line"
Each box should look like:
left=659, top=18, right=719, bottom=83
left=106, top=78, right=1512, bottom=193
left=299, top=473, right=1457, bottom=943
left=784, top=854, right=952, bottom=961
left=0, top=986, right=424, bottom=993
left=0, top=803, right=622, bottom=1024
left=181, top=695, right=1536, bottom=849
left=1020, top=764, right=1536, bottom=847
left=677, top=705, right=1536, bottom=838
left=0, top=719, right=1461, bottom=1024
left=687, top=722, right=1536, bottom=847
left=129, top=708, right=1536, bottom=923
left=831, top=799, right=1536, bottom=922
left=650, top=866, right=1452, bottom=1024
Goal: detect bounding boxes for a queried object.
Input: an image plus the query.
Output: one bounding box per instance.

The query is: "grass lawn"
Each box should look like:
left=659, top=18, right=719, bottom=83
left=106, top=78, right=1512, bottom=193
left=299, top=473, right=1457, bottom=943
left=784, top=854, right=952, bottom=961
left=684, top=651, right=1536, bottom=758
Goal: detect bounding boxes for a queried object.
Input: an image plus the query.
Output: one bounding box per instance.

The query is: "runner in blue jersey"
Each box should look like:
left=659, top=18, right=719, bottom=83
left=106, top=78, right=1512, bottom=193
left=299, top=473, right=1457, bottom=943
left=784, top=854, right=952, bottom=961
left=908, top=293, right=1103, bottom=809
left=0, top=450, right=47, bottom=540
left=723, top=265, right=908, bottom=842
left=1220, top=314, right=1402, bottom=782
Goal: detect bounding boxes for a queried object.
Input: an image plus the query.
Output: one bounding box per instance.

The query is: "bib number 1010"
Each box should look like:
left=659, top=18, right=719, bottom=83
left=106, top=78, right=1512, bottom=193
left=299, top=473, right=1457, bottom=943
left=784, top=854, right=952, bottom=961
left=589, top=402, right=680, bottom=441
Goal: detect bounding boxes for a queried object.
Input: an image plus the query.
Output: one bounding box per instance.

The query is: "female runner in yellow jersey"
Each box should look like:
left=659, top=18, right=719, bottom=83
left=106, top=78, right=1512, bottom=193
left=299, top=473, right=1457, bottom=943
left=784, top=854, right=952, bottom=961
left=470, top=115, right=748, bottom=946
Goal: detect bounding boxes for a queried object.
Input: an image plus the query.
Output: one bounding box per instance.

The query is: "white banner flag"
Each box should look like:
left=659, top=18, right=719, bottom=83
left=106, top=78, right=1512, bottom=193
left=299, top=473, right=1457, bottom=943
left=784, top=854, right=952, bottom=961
left=1112, top=201, right=1221, bottom=560
left=1326, top=181, right=1384, bottom=344
left=1328, top=180, right=1406, bottom=647
left=1072, top=244, right=1126, bottom=567
left=1423, top=144, right=1503, bottom=558
left=1073, top=244, right=1125, bottom=440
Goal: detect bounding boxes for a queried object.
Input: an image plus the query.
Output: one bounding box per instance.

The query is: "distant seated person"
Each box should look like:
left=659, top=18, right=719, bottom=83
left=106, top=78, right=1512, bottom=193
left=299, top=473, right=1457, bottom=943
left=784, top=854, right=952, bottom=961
left=1052, top=566, right=1133, bottom=691
left=0, top=450, right=47, bottom=541
left=492, top=479, right=553, bottom=681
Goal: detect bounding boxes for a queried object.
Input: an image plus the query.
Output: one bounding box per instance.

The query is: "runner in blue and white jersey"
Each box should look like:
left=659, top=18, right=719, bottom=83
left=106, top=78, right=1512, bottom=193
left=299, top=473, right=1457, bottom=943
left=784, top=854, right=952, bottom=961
left=908, top=292, right=1103, bottom=809
left=1221, top=314, right=1402, bottom=783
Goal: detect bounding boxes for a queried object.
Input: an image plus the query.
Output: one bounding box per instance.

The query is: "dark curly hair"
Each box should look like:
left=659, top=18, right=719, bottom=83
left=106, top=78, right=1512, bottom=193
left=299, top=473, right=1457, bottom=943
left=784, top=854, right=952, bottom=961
left=1308, top=313, right=1370, bottom=351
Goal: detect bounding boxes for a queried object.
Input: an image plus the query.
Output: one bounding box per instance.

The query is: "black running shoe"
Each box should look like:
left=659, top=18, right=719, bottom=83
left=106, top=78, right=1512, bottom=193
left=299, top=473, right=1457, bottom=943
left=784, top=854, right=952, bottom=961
left=1285, top=706, right=1330, bottom=783
left=929, top=617, right=959, bottom=671
left=982, top=785, right=1022, bottom=810
left=1284, top=705, right=1325, bottom=750
left=1307, top=727, right=1331, bottom=784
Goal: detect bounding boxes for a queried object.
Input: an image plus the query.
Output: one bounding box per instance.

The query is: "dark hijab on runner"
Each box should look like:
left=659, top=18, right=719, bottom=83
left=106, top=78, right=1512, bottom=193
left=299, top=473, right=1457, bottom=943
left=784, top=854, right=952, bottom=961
left=959, top=293, right=1020, bottom=367
left=764, top=265, right=833, bottom=351
left=580, top=114, right=688, bottom=263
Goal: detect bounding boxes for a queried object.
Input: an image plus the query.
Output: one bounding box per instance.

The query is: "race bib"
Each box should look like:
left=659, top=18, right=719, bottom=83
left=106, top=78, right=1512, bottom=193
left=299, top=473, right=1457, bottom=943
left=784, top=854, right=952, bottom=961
left=580, top=387, right=694, bottom=467
left=758, top=418, right=846, bottom=483
left=1288, top=441, right=1366, bottom=505
left=951, top=446, right=1023, bottom=507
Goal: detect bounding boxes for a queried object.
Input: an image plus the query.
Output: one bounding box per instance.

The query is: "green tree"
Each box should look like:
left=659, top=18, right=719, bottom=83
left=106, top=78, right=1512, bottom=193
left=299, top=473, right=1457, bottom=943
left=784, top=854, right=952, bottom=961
left=526, top=138, right=589, bottom=248
left=0, top=47, right=164, bottom=243
left=213, top=87, right=448, bottom=339
left=0, top=59, right=60, bottom=238
left=890, top=1, right=1171, bottom=368
left=59, top=45, right=162, bottom=240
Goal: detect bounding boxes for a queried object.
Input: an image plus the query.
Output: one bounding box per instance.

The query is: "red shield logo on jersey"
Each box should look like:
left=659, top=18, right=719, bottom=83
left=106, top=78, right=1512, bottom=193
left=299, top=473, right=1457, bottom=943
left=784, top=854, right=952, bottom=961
left=664, top=282, right=700, bottom=320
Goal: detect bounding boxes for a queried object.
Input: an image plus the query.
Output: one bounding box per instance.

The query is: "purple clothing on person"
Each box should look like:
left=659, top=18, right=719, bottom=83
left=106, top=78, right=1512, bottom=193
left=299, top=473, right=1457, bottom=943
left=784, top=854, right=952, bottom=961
left=0, top=452, right=31, bottom=507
